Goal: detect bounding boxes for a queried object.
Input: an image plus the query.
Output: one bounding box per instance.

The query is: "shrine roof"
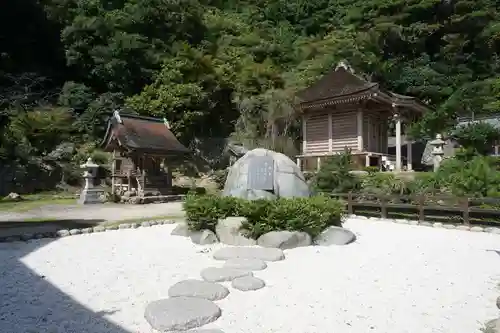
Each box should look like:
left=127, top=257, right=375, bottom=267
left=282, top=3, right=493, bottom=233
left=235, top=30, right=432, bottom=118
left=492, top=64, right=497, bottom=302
left=100, top=111, right=190, bottom=155
left=296, top=62, right=429, bottom=113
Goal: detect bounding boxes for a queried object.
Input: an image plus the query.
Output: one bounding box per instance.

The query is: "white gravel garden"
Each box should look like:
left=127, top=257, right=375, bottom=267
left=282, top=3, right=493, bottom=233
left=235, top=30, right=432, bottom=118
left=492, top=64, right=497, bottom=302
left=1, top=217, right=500, bottom=333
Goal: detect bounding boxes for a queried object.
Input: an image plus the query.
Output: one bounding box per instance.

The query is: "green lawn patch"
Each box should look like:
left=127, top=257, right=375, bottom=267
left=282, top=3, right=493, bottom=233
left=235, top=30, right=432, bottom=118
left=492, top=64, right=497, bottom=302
left=0, top=197, right=76, bottom=212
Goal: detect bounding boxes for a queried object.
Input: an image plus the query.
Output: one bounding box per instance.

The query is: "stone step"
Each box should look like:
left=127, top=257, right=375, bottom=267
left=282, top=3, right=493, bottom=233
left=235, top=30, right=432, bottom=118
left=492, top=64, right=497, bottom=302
left=168, top=279, right=230, bottom=301
left=145, top=297, right=221, bottom=332
left=213, top=246, right=285, bottom=262
left=201, top=267, right=253, bottom=282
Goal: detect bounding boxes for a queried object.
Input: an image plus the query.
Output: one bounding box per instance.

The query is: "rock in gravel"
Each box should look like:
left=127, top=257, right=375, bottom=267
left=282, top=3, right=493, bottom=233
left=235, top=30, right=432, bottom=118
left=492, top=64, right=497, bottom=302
left=93, top=226, right=105, bottom=232
left=119, top=223, right=131, bottom=229
left=56, top=229, right=70, bottom=237
left=141, top=221, right=151, bottom=227
left=171, top=223, right=191, bottom=236
left=314, top=226, right=356, bottom=246
left=168, top=279, right=229, bottom=301
left=20, top=233, right=35, bottom=241
left=231, top=276, right=265, bottom=291
left=191, top=230, right=218, bottom=245
left=257, top=231, right=312, bottom=249
left=215, top=217, right=256, bottom=246
left=484, top=318, right=500, bottom=332
left=69, top=229, right=81, bottom=235
left=213, top=246, right=285, bottom=262
left=470, top=226, right=484, bottom=232
left=106, top=225, right=118, bottom=231
left=223, top=258, right=267, bottom=271
left=201, top=267, right=253, bottom=282
left=81, top=228, right=93, bottom=234
left=144, top=297, right=221, bottom=332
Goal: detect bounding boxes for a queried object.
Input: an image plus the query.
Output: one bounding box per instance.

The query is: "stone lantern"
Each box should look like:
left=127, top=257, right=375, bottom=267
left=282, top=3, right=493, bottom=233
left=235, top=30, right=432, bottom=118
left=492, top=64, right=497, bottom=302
left=78, top=157, right=105, bottom=204
left=429, top=134, right=446, bottom=172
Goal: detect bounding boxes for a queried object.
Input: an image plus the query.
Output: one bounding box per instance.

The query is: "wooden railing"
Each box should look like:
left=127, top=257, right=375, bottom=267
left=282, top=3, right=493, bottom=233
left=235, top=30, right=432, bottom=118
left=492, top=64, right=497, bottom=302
left=329, top=192, right=500, bottom=226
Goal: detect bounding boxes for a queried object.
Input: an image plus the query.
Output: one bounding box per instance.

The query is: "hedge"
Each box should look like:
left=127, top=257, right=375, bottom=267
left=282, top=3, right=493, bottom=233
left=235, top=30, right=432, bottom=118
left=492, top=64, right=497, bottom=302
left=183, top=194, right=345, bottom=239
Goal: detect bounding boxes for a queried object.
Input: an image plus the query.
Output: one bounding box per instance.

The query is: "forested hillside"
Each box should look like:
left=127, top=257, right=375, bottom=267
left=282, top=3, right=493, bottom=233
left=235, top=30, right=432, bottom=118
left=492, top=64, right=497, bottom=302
left=1, top=0, right=499, bottom=187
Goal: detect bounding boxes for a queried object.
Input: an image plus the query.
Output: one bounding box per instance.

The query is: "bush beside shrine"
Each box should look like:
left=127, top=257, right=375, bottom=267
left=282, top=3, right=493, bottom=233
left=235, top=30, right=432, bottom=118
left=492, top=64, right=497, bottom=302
left=183, top=194, right=345, bottom=239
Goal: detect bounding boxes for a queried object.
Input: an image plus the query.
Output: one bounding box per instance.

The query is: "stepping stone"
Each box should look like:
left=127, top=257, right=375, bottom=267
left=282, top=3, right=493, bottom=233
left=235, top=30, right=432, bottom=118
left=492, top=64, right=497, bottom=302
left=223, top=258, right=267, bottom=271
left=144, top=297, right=221, bottom=332
left=213, top=246, right=285, bottom=262
left=168, top=279, right=229, bottom=301
left=201, top=267, right=253, bottom=282
left=231, top=276, right=265, bottom=291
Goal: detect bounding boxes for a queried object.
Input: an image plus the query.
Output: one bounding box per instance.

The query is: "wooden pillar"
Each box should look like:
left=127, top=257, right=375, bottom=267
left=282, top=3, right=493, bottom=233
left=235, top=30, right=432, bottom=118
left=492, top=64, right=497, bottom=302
left=302, top=116, right=307, bottom=154
left=394, top=112, right=402, bottom=172
left=317, top=156, right=321, bottom=171
left=296, top=157, right=302, bottom=170
left=328, top=112, right=333, bottom=152
left=111, top=150, right=116, bottom=194
left=357, top=109, right=363, bottom=151
left=365, top=155, right=370, bottom=167
left=407, top=139, right=413, bottom=171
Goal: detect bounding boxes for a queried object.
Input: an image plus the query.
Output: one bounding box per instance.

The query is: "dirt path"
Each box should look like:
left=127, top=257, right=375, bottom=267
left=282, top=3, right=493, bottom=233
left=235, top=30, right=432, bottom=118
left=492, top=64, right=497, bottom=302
left=0, top=202, right=185, bottom=222
left=0, top=202, right=186, bottom=238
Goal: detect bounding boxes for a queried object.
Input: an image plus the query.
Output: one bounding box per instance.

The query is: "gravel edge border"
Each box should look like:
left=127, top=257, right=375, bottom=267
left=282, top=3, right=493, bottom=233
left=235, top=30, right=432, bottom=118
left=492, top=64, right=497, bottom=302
left=350, top=215, right=500, bottom=234
left=2, top=214, right=499, bottom=244
left=0, top=219, right=179, bottom=243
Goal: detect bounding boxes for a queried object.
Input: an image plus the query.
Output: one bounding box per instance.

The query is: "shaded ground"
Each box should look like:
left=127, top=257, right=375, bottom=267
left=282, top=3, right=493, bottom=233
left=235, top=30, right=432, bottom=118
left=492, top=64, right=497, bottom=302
left=0, top=202, right=185, bottom=238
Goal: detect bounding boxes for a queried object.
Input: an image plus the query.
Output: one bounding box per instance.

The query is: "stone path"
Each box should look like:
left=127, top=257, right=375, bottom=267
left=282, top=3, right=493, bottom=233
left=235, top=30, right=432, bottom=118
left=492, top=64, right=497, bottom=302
left=144, top=246, right=285, bottom=332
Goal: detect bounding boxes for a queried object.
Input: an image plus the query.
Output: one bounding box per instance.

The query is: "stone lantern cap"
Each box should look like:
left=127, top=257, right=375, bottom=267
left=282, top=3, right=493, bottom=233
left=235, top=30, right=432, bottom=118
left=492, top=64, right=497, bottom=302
left=80, top=157, right=98, bottom=169
left=429, top=134, right=445, bottom=146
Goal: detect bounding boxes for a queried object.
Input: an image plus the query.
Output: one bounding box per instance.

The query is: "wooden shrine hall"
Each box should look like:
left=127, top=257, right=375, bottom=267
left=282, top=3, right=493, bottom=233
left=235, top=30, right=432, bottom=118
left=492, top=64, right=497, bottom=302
left=101, top=111, right=190, bottom=197
left=295, top=62, right=429, bottom=172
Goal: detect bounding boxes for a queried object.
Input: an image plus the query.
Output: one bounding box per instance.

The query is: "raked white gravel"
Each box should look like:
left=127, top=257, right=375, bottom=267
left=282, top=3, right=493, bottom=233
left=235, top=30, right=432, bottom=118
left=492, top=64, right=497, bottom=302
left=1, top=218, right=500, bottom=333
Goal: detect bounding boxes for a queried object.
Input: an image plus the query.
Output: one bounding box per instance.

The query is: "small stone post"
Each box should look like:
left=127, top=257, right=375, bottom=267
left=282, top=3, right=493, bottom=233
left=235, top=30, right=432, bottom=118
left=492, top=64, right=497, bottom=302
left=430, top=134, right=446, bottom=172
left=78, top=157, right=105, bottom=204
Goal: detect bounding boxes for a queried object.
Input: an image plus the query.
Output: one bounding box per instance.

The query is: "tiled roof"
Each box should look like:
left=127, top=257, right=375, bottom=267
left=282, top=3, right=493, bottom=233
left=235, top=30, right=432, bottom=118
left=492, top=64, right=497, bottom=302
left=101, top=112, right=190, bottom=154
left=296, top=64, right=378, bottom=104
left=296, top=62, right=429, bottom=113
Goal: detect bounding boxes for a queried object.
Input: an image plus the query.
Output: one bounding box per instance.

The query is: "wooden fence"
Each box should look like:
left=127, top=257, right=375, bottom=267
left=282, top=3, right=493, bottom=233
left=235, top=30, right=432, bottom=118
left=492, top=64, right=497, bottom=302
left=329, top=192, right=500, bottom=226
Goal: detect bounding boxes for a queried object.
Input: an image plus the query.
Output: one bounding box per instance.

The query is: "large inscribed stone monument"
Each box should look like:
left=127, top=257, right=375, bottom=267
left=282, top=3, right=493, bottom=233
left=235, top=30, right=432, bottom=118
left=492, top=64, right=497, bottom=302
left=222, top=148, right=310, bottom=199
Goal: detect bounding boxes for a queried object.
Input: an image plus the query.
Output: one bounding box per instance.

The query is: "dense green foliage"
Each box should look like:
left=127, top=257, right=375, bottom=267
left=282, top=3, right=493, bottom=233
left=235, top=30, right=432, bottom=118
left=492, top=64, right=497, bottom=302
left=452, top=122, right=500, bottom=156
left=1, top=0, right=500, bottom=191
left=313, top=152, right=500, bottom=198
left=312, top=151, right=360, bottom=193
left=183, top=194, right=344, bottom=239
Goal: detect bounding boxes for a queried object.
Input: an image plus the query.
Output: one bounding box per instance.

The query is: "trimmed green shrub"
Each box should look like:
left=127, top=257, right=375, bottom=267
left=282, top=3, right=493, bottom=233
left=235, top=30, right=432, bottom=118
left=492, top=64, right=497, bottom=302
left=312, top=151, right=361, bottom=193
left=242, top=195, right=345, bottom=239
left=183, top=194, right=222, bottom=232
left=182, top=194, right=345, bottom=239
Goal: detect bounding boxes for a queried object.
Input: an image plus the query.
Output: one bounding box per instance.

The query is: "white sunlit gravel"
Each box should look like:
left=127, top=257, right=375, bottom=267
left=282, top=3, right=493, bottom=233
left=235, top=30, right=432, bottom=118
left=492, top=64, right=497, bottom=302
left=1, top=218, right=500, bottom=333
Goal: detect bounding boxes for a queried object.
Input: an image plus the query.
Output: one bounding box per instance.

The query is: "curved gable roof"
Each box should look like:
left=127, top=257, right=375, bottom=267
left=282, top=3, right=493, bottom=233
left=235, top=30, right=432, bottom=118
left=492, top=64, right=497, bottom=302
left=101, top=112, right=190, bottom=154
left=296, top=62, right=429, bottom=113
